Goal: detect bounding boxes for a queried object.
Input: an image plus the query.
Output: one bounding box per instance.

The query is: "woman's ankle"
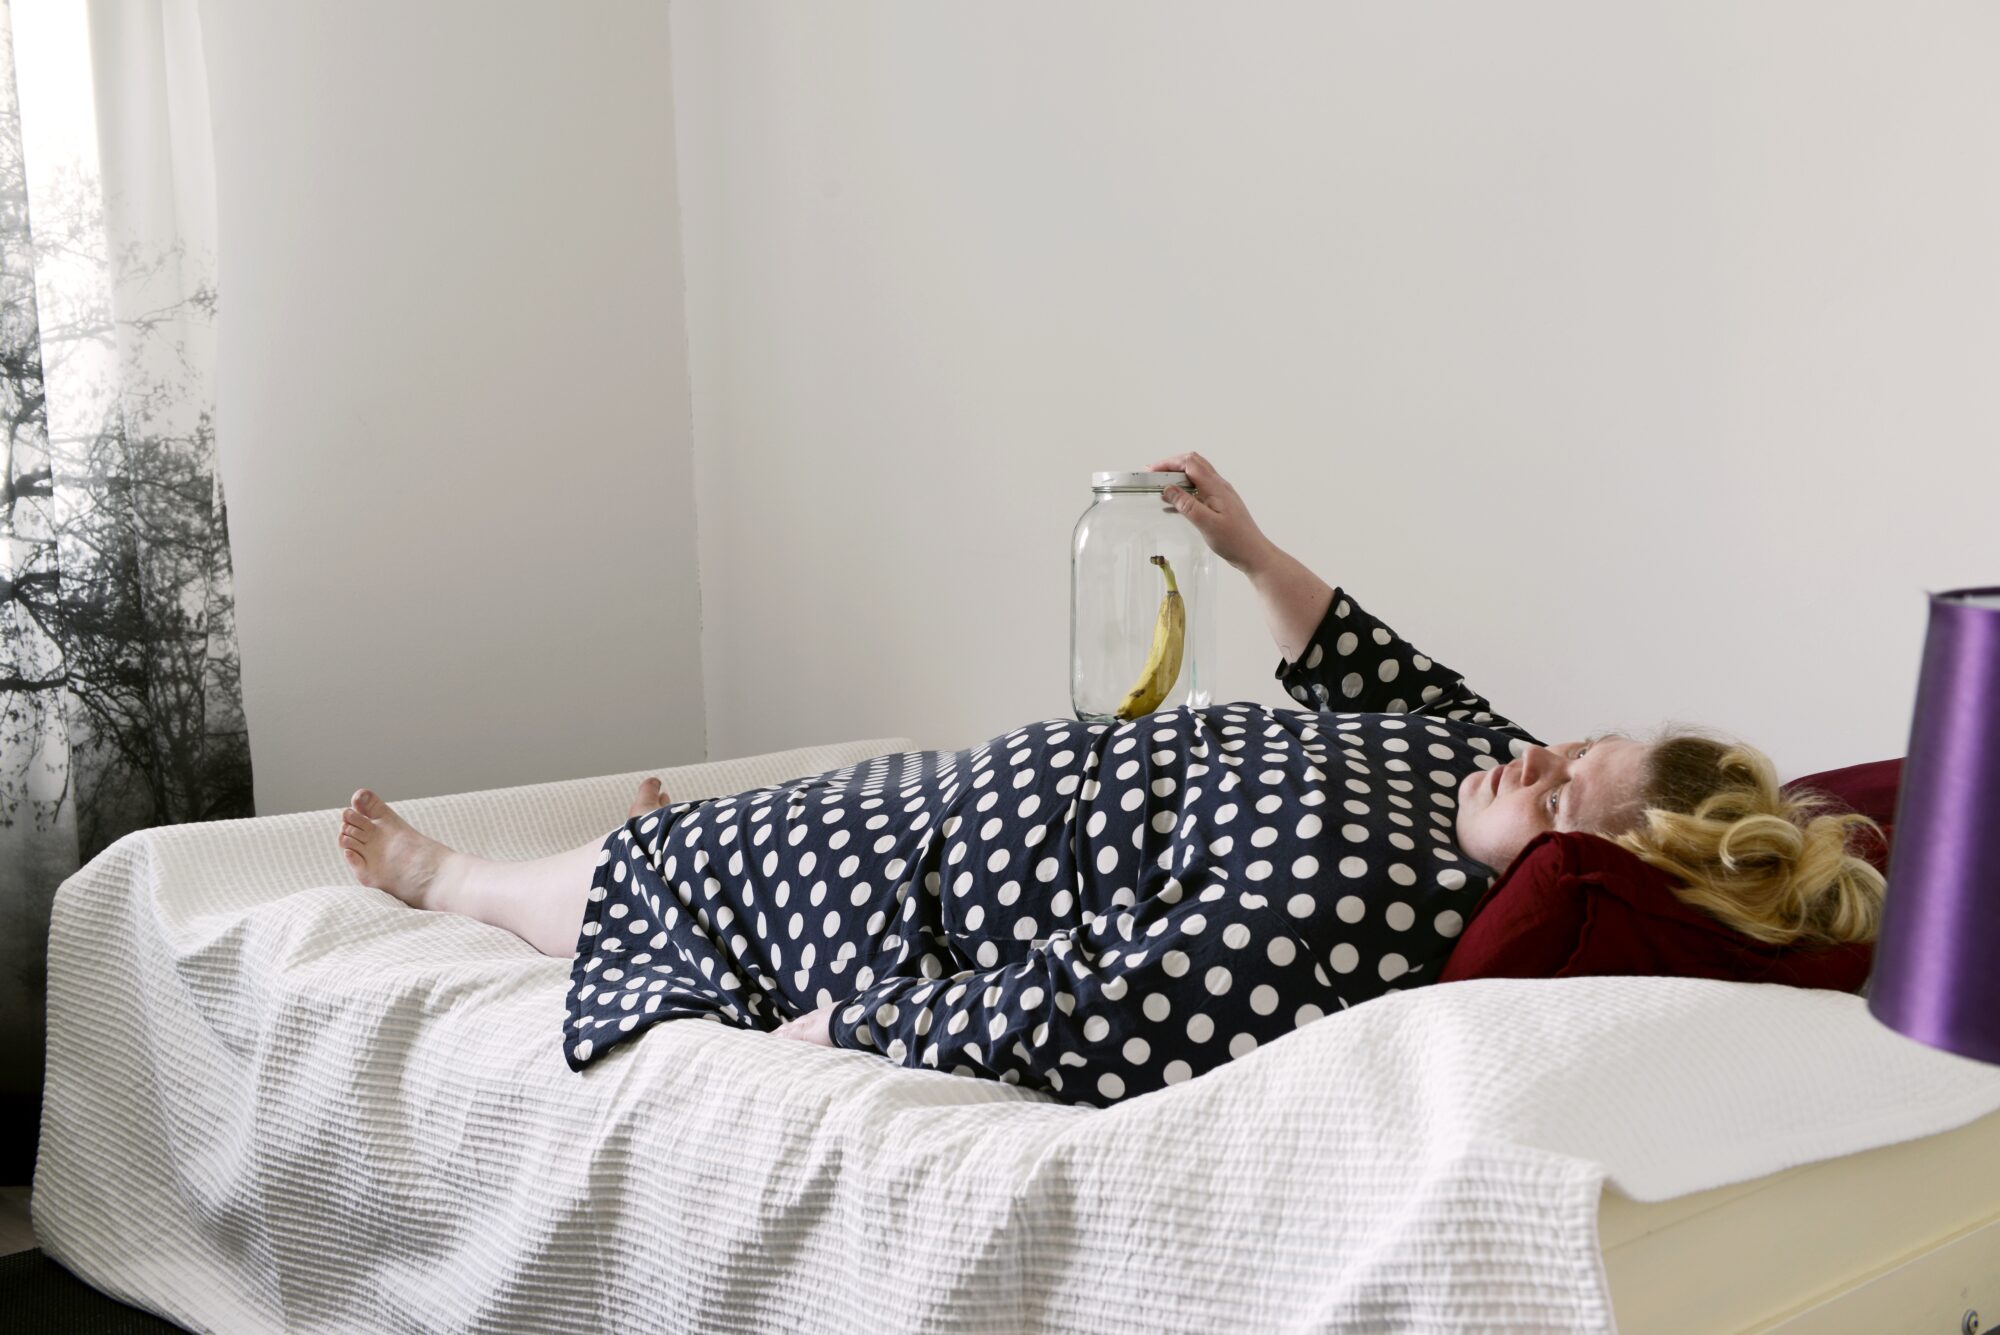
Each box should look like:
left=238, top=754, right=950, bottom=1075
left=421, top=849, right=479, bottom=916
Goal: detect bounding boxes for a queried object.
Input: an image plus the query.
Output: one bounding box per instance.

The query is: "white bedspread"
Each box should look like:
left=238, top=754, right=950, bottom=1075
left=34, top=737, right=2000, bottom=1334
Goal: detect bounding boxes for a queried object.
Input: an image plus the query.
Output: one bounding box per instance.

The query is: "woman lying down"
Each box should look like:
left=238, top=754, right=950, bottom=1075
left=338, top=452, right=1886, bottom=1109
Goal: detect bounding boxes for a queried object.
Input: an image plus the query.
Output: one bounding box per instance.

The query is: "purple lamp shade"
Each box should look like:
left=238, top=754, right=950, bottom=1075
left=1867, top=585, right=2000, bottom=1065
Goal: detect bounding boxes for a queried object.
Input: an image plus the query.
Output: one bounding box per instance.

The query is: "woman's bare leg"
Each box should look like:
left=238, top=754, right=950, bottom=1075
left=338, top=780, right=668, bottom=958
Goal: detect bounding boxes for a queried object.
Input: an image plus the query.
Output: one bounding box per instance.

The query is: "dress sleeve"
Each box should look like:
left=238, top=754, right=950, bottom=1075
left=1274, top=585, right=1532, bottom=735
left=827, top=893, right=1341, bottom=1108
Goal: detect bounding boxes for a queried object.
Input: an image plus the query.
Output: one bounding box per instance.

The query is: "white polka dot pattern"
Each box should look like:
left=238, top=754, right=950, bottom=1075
left=567, top=585, right=1546, bottom=1107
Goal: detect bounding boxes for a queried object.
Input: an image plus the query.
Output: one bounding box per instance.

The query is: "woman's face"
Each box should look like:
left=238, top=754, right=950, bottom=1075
left=1453, top=735, right=1652, bottom=874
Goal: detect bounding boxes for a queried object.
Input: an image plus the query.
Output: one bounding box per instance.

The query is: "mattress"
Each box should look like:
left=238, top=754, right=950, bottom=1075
left=1600, top=1103, right=2000, bottom=1331
left=32, top=735, right=2000, bottom=1333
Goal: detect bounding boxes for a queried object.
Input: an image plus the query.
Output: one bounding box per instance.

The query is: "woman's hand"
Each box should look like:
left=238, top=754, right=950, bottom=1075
left=770, top=1001, right=837, bottom=1047
left=1144, top=451, right=1276, bottom=575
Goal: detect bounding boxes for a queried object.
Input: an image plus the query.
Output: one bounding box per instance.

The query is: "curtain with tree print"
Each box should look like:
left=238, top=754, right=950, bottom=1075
left=1, top=0, right=251, bottom=1178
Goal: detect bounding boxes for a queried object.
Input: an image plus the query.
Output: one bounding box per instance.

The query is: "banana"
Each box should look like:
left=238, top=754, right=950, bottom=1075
left=1114, top=554, right=1186, bottom=720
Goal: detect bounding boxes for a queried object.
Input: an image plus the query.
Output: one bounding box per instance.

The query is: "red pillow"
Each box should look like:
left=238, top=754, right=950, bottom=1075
left=1436, top=757, right=1900, bottom=992
left=1780, top=756, right=1901, bottom=874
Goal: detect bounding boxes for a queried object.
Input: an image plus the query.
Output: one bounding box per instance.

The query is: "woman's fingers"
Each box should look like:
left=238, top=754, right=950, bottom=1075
left=1145, top=451, right=1233, bottom=497
left=1149, top=454, right=1267, bottom=570
left=1147, top=452, right=1268, bottom=573
left=1162, top=485, right=1217, bottom=531
left=1181, top=452, right=1231, bottom=494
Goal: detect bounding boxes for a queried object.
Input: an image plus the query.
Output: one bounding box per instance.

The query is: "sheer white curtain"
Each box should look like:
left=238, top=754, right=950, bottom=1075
left=1, top=0, right=248, bottom=1178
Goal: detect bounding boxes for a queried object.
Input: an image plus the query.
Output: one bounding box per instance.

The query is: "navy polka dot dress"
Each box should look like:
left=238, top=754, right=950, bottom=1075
left=564, top=586, right=1552, bottom=1107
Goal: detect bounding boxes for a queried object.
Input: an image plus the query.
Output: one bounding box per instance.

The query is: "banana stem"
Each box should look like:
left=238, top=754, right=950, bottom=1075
left=1151, top=553, right=1180, bottom=595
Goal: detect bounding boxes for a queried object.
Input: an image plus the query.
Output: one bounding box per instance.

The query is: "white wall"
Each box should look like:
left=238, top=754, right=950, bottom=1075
left=669, top=1, right=2000, bottom=782
left=202, top=0, right=705, bottom=816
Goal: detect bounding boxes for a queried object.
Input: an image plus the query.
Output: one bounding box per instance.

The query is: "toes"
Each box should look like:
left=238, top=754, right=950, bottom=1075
left=628, top=778, right=665, bottom=819
left=353, top=788, right=383, bottom=817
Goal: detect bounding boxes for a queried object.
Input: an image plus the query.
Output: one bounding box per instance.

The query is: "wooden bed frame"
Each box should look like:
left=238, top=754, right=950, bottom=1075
left=1601, top=1104, right=2000, bottom=1332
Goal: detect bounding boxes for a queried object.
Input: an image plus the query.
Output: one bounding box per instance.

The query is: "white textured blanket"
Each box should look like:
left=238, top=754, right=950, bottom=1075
left=35, top=738, right=2000, bottom=1333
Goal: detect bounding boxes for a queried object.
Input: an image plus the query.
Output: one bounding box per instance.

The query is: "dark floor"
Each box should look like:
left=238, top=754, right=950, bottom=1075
left=0, top=1186, right=196, bottom=1332
left=0, top=1247, right=193, bottom=1333
left=0, top=1186, right=28, bottom=1257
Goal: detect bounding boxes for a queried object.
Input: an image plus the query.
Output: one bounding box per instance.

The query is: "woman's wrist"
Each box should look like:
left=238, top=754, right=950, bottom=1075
left=1247, top=545, right=1336, bottom=668
left=1238, top=535, right=1286, bottom=581
left=1246, top=541, right=1312, bottom=594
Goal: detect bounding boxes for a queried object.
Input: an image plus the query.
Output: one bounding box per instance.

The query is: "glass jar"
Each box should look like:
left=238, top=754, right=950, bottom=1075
left=1071, top=471, right=1217, bottom=723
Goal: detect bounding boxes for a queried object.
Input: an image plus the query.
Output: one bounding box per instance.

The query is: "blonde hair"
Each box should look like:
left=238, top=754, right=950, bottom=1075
left=1595, top=724, right=1887, bottom=948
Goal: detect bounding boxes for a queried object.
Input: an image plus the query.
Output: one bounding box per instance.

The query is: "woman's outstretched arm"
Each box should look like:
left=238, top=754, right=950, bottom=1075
left=1152, top=452, right=1538, bottom=736
left=1246, top=543, right=1337, bottom=669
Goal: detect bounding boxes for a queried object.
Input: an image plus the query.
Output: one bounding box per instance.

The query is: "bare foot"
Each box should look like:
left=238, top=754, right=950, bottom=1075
left=627, top=776, right=671, bottom=821
left=338, top=788, right=464, bottom=912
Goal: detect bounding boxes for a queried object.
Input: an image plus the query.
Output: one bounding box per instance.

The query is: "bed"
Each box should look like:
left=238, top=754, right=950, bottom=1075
left=31, top=736, right=2000, bottom=1333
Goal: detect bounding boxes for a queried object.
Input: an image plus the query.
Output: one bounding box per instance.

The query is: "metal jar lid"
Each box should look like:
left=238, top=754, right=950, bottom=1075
left=1093, top=470, right=1189, bottom=491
